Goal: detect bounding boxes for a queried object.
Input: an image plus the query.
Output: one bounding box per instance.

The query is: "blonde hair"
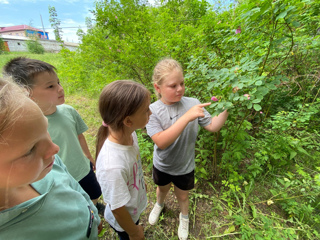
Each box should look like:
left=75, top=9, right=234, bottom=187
left=152, top=58, right=183, bottom=99
left=0, top=77, right=28, bottom=143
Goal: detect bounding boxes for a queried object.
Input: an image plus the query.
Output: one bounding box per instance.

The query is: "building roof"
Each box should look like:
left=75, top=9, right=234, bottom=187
left=0, top=25, right=47, bottom=33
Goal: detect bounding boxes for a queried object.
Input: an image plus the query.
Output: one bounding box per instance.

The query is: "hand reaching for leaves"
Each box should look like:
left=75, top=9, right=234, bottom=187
left=184, top=102, right=211, bottom=122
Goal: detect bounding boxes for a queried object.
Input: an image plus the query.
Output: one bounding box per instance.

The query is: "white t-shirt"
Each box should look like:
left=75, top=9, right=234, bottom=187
left=96, top=132, right=147, bottom=232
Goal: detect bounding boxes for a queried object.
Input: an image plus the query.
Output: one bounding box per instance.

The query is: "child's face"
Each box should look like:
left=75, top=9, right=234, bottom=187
left=31, top=71, right=65, bottom=115
left=155, top=69, right=185, bottom=105
left=0, top=99, right=59, bottom=190
left=128, top=96, right=152, bottom=129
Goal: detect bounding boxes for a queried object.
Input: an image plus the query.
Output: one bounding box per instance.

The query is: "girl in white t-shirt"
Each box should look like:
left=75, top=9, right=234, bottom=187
left=95, top=80, right=151, bottom=240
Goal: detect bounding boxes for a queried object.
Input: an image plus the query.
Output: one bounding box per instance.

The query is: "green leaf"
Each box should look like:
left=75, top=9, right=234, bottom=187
left=200, top=167, right=207, bottom=174
left=289, top=151, right=297, bottom=160
left=224, top=225, right=236, bottom=234
left=251, top=205, right=257, bottom=219
left=255, top=80, right=263, bottom=86
left=292, top=21, right=301, bottom=27
left=266, top=83, right=277, bottom=90
left=276, top=11, right=288, bottom=21
left=253, top=104, right=262, bottom=111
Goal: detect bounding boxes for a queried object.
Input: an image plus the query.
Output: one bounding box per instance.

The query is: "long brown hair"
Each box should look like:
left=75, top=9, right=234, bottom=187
left=95, top=80, right=150, bottom=160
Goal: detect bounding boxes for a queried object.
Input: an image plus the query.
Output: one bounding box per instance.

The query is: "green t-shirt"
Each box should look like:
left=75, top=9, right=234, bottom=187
left=46, top=104, right=90, bottom=181
left=0, top=155, right=100, bottom=239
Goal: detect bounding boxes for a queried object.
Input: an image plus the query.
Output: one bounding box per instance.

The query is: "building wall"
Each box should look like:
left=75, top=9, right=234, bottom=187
left=1, top=35, right=78, bottom=52
left=3, top=30, right=25, bottom=37
left=5, top=38, right=27, bottom=51
left=1, top=30, right=49, bottom=39
left=25, top=30, right=49, bottom=40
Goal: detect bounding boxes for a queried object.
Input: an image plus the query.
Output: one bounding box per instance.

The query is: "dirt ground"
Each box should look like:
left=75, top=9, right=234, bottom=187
left=98, top=172, right=234, bottom=240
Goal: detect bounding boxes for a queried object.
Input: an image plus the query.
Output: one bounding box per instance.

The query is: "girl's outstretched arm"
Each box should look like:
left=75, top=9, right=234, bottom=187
left=152, top=103, right=211, bottom=150
left=112, top=206, right=145, bottom=240
left=204, top=110, right=229, bottom=132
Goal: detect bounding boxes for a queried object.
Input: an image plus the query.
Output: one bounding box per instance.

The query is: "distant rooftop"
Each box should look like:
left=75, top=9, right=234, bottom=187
left=0, top=25, right=47, bottom=33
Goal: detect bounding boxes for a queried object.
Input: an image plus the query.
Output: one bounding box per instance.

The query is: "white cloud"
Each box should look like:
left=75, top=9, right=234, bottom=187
left=0, top=22, right=14, bottom=26
left=63, top=18, right=77, bottom=25
left=0, top=0, right=9, bottom=4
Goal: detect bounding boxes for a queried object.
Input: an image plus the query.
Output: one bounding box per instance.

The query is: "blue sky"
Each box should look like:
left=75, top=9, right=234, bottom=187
left=0, top=0, right=95, bottom=43
left=0, top=0, right=235, bottom=43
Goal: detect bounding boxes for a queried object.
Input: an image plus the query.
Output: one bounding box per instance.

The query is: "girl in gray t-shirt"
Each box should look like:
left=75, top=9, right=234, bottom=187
left=146, top=58, right=229, bottom=240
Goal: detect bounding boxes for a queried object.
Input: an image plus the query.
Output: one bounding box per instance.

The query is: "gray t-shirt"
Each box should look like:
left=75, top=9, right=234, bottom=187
left=146, top=97, right=212, bottom=175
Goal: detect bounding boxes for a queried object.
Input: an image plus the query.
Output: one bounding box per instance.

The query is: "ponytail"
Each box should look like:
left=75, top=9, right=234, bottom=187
left=95, top=125, right=109, bottom=162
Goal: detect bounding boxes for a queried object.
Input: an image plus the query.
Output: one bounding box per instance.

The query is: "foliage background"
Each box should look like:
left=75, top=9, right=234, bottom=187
left=1, top=0, right=319, bottom=239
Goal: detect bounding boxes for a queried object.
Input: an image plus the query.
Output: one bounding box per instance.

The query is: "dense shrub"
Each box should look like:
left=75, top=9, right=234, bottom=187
left=58, top=0, right=320, bottom=238
left=26, top=40, right=45, bottom=54
left=0, top=38, right=6, bottom=54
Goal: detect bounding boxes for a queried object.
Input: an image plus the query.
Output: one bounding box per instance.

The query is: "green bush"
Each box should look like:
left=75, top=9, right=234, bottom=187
left=0, top=38, right=6, bottom=54
left=26, top=40, right=45, bottom=54
left=55, top=0, right=320, bottom=238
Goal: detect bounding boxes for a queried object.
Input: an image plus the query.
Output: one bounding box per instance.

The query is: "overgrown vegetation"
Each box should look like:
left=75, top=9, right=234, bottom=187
left=26, top=39, right=45, bottom=54
left=1, top=0, right=319, bottom=239
left=0, top=38, right=6, bottom=55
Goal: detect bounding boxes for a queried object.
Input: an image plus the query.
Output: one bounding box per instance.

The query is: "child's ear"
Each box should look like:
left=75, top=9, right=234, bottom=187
left=23, top=87, right=32, bottom=98
left=123, top=116, right=133, bottom=128
left=154, top=83, right=161, bottom=94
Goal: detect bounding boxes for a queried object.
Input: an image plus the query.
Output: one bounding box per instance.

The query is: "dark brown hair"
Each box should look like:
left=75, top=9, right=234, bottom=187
left=3, top=57, right=56, bottom=87
left=95, top=80, right=150, bottom=159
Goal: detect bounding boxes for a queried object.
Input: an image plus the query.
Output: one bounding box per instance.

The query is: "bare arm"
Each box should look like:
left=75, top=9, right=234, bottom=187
left=204, top=109, right=229, bottom=132
left=112, top=206, right=145, bottom=240
left=78, top=133, right=95, bottom=167
left=152, top=103, right=211, bottom=150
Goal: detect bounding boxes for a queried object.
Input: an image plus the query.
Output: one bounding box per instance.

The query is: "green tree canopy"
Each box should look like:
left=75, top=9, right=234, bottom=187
left=49, top=5, right=63, bottom=42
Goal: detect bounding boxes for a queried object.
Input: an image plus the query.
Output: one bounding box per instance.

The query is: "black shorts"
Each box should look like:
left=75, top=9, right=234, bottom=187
left=152, top=166, right=194, bottom=191
left=79, top=162, right=102, bottom=200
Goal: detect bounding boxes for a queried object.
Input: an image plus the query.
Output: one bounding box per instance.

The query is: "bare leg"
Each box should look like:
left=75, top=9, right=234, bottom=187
left=156, top=183, right=171, bottom=204
left=149, top=183, right=172, bottom=225
left=174, top=185, right=189, bottom=215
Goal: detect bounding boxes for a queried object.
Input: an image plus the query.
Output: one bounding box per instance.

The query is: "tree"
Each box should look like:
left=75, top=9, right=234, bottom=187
left=0, top=38, right=6, bottom=54
left=76, top=28, right=84, bottom=42
left=49, top=5, right=63, bottom=42
left=85, top=16, right=94, bottom=30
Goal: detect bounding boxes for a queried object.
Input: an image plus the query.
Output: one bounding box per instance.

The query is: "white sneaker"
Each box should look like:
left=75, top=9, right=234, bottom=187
left=148, top=203, right=164, bottom=225
left=178, top=213, right=189, bottom=240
